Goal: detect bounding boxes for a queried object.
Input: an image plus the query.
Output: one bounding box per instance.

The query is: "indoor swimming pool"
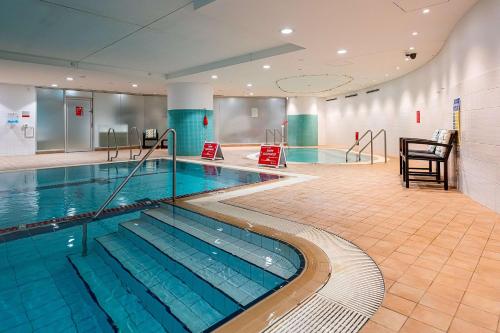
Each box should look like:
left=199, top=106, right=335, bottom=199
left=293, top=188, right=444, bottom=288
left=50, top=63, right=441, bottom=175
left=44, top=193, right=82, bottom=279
left=248, top=148, right=373, bottom=164
left=0, top=159, right=280, bottom=232
left=0, top=203, right=303, bottom=332
left=286, top=148, right=371, bottom=163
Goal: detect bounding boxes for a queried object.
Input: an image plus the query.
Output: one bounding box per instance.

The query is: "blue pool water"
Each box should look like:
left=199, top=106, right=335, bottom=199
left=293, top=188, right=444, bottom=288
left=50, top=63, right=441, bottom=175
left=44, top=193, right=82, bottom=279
left=0, top=161, right=299, bottom=332
left=285, top=148, right=370, bottom=163
left=0, top=204, right=303, bottom=333
left=0, top=159, right=279, bottom=230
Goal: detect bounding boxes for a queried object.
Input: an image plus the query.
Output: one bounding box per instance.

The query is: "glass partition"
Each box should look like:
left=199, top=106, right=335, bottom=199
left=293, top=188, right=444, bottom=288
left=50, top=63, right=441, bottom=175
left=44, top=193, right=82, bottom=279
left=36, top=88, right=65, bottom=151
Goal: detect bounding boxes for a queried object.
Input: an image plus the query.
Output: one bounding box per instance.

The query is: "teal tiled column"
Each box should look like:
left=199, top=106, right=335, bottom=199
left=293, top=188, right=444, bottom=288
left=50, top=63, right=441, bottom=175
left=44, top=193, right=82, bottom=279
left=168, top=109, right=214, bottom=156
left=287, top=114, right=318, bottom=146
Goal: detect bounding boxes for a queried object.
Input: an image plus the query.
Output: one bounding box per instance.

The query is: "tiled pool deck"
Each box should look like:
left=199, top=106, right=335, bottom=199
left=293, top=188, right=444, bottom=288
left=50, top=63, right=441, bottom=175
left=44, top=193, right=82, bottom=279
left=1, top=147, right=499, bottom=333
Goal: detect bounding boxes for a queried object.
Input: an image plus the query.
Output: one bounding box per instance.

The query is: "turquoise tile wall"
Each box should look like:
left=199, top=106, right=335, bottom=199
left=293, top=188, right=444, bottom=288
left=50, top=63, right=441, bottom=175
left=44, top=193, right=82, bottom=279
left=287, top=114, right=318, bottom=146
left=167, top=109, right=214, bottom=156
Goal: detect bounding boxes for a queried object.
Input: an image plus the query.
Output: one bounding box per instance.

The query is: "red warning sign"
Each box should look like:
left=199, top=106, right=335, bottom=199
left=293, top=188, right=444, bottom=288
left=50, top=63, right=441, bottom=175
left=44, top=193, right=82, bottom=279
left=201, top=142, right=224, bottom=160
left=258, top=145, right=287, bottom=168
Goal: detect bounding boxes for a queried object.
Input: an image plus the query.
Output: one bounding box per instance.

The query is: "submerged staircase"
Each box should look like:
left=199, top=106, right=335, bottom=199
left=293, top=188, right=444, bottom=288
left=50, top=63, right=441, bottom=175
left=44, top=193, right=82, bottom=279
left=68, top=204, right=299, bottom=333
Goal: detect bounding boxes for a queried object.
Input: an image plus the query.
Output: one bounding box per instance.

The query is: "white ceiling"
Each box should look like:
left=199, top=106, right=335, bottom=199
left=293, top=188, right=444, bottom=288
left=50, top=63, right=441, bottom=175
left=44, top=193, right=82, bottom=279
left=0, top=0, right=478, bottom=97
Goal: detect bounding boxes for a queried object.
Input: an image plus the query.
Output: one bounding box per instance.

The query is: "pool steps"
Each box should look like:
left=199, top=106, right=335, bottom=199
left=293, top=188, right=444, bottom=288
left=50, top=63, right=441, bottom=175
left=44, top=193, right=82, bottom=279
left=151, top=204, right=298, bottom=279
left=95, top=234, right=221, bottom=333
left=68, top=253, right=166, bottom=333
left=120, top=219, right=270, bottom=307
left=68, top=204, right=301, bottom=333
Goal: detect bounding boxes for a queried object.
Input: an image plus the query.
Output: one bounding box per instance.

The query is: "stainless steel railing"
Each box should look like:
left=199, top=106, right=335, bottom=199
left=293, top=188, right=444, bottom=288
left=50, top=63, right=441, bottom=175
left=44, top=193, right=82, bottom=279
left=129, top=126, right=143, bottom=160
left=265, top=128, right=285, bottom=145
left=82, top=128, right=177, bottom=256
left=107, top=128, right=118, bottom=162
left=346, top=130, right=373, bottom=163
left=358, top=129, right=387, bottom=163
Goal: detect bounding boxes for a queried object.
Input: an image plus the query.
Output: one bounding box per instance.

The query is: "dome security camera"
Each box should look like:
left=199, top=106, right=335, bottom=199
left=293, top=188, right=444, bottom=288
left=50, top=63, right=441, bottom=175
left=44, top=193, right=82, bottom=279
left=405, top=52, right=417, bottom=60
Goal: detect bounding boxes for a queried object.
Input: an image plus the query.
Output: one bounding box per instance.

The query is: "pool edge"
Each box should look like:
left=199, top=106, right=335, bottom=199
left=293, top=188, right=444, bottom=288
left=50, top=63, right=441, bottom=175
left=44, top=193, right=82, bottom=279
left=173, top=200, right=331, bottom=333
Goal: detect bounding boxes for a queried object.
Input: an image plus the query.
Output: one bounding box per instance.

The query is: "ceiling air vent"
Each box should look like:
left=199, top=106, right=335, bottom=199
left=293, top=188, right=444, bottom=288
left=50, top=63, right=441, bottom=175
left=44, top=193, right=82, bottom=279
left=366, top=89, right=380, bottom=94
left=345, top=93, right=358, bottom=98
left=326, top=97, right=338, bottom=102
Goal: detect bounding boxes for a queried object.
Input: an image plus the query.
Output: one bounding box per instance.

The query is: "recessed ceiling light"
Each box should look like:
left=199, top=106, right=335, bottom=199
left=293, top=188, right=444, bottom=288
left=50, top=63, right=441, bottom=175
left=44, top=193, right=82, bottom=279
left=405, top=57, right=410, bottom=61
left=412, top=31, right=419, bottom=36
left=211, top=74, right=218, bottom=79
left=249, top=92, right=254, bottom=96
left=281, top=27, right=293, bottom=35
left=385, top=73, right=389, bottom=77
left=66, top=77, right=74, bottom=81
left=409, top=46, right=415, bottom=50
left=337, top=49, right=347, bottom=55
left=247, top=83, right=253, bottom=87
left=396, top=66, right=400, bottom=70
left=422, top=8, right=430, bottom=14
left=51, top=84, right=58, bottom=87
left=262, top=64, right=271, bottom=70
left=132, top=83, right=138, bottom=88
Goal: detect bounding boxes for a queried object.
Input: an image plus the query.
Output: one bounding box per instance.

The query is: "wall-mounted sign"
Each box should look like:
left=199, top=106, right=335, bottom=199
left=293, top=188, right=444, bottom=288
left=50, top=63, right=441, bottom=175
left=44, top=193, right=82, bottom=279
left=416, top=110, right=421, bottom=124
left=21, top=111, right=31, bottom=118
left=201, top=142, right=224, bottom=160
left=258, top=144, right=287, bottom=168
left=75, top=106, right=83, bottom=117
left=251, top=107, right=258, bottom=118
left=453, top=98, right=461, bottom=145
left=7, top=112, right=20, bottom=124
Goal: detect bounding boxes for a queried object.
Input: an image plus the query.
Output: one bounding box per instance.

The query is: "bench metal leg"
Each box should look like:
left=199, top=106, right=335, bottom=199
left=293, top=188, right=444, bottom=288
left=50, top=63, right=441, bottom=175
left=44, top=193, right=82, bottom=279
left=399, top=155, right=402, bottom=175
left=436, top=162, right=441, bottom=184
left=405, top=160, right=410, bottom=188
left=444, top=162, right=449, bottom=190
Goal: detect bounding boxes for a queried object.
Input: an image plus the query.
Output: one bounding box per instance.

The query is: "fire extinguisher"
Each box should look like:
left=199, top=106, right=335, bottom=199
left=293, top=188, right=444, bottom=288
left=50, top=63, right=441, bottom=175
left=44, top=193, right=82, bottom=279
left=203, top=113, right=208, bottom=127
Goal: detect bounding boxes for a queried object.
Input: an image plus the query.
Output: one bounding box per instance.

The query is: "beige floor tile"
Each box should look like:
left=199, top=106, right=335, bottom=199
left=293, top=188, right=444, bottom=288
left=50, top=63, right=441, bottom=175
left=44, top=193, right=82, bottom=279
left=371, top=306, right=408, bottom=332
left=399, top=318, right=445, bottom=333
left=448, top=317, right=496, bottom=333
left=410, top=304, right=453, bottom=331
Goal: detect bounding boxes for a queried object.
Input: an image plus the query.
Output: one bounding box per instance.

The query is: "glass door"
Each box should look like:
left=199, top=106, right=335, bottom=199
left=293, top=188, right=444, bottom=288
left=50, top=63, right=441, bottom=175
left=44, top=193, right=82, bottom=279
left=66, top=97, right=93, bottom=152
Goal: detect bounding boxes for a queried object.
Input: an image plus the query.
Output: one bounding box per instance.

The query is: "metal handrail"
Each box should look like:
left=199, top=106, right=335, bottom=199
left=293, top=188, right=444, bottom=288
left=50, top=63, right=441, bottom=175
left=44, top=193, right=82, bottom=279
left=129, top=126, right=143, bottom=160
left=107, top=128, right=118, bottom=162
left=265, top=128, right=284, bottom=145
left=358, top=129, right=387, bottom=163
left=265, top=129, right=274, bottom=144
left=345, top=130, right=373, bottom=163
left=82, top=128, right=177, bottom=256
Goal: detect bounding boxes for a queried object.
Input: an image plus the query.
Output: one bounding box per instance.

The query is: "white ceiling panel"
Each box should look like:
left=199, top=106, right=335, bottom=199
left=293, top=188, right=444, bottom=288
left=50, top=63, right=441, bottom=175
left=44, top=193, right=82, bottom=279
left=43, top=0, right=192, bottom=26
left=85, top=5, right=285, bottom=73
left=0, top=0, right=138, bottom=60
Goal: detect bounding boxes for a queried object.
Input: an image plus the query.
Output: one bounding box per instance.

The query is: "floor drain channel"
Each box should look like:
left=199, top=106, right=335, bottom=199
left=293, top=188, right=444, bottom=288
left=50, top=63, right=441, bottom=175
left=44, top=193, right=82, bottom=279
left=264, top=294, right=368, bottom=333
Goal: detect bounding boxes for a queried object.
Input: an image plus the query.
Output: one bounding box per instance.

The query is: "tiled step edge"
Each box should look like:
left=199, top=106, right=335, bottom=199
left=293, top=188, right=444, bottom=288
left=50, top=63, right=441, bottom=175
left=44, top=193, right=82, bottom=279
left=119, top=220, right=242, bottom=316
left=141, top=208, right=301, bottom=280
left=140, top=211, right=287, bottom=290
left=158, top=203, right=300, bottom=277
left=94, top=237, right=190, bottom=333
left=66, top=256, right=118, bottom=333
left=67, top=254, right=166, bottom=333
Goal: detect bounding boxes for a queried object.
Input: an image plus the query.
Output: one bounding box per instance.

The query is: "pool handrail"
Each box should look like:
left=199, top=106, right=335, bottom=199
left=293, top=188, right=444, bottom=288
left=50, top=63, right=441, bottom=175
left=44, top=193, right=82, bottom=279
left=346, top=130, right=373, bottom=163
left=358, top=129, right=387, bottom=163
left=129, top=126, right=143, bottom=160
left=82, top=128, right=177, bottom=256
left=107, top=128, right=118, bottom=161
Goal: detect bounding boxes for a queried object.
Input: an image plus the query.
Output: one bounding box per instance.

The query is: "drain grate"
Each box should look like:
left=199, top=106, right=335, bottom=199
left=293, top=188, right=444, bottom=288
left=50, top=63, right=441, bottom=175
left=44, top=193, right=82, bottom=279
left=264, top=294, right=368, bottom=333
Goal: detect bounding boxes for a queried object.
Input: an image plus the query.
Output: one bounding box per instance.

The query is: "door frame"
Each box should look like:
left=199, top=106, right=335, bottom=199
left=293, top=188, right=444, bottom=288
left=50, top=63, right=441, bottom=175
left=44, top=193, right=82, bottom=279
left=64, top=95, right=94, bottom=152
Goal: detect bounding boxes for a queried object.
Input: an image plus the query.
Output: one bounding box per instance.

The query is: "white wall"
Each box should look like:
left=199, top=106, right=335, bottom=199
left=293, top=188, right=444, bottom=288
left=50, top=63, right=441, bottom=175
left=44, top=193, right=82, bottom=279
left=0, top=83, right=36, bottom=155
left=321, top=0, right=500, bottom=213
left=167, top=82, right=213, bottom=110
